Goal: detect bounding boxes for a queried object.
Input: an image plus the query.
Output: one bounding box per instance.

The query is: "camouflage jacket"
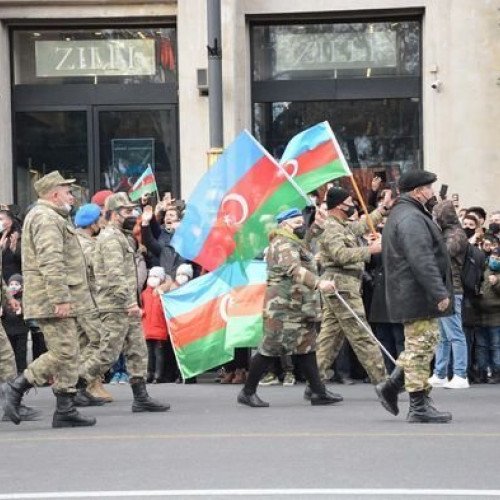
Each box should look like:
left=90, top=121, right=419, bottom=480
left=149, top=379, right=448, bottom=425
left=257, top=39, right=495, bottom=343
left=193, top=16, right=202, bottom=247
left=21, top=200, right=94, bottom=319
left=318, top=209, right=383, bottom=293
left=93, top=223, right=139, bottom=312
left=264, top=227, right=322, bottom=324
left=76, top=229, right=98, bottom=302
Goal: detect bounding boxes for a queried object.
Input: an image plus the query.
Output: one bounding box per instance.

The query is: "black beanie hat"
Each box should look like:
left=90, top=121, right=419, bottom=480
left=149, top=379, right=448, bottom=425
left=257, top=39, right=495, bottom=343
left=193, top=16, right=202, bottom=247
left=398, top=170, right=437, bottom=193
left=326, top=187, right=350, bottom=210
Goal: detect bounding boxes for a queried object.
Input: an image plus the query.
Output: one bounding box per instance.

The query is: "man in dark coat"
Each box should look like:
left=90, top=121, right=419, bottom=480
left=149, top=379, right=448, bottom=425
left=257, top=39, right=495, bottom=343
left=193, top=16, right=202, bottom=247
left=376, top=170, right=453, bottom=423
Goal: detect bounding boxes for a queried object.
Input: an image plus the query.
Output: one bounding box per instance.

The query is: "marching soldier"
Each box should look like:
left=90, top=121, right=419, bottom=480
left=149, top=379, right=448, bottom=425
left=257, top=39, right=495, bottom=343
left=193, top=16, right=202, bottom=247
left=315, top=187, right=390, bottom=385
left=79, top=193, right=169, bottom=413
left=237, top=207, right=343, bottom=408
left=0, top=171, right=96, bottom=428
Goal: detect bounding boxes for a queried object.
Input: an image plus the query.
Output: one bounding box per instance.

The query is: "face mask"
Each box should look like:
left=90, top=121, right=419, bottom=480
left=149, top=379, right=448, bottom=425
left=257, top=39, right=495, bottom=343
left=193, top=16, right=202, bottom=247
left=62, top=203, right=73, bottom=214
left=147, top=277, right=161, bottom=288
left=293, top=225, right=307, bottom=240
left=424, top=196, right=438, bottom=212
left=92, top=225, right=101, bottom=237
left=0, top=222, right=4, bottom=233
left=342, top=205, right=356, bottom=218
left=176, top=274, right=189, bottom=286
left=122, top=216, right=138, bottom=232
left=489, top=223, right=500, bottom=235
left=8, top=283, right=21, bottom=294
left=464, top=227, right=476, bottom=239
left=488, top=258, right=500, bottom=272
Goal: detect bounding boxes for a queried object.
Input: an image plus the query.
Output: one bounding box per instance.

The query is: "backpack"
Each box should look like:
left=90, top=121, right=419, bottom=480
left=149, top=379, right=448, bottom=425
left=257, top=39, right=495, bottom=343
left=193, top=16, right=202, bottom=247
left=461, top=243, right=486, bottom=296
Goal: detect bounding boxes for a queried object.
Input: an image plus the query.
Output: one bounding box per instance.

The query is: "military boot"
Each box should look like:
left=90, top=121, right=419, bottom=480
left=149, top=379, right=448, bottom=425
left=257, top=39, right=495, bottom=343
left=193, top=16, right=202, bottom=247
left=74, top=378, right=106, bottom=407
left=237, top=389, right=269, bottom=408
left=0, top=374, right=33, bottom=425
left=130, top=378, right=170, bottom=412
left=88, top=378, right=113, bottom=403
left=52, top=392, right=97, bottom=428
left=407, top=391, right=452, bottom=423
left=2, top=404, right=42, bottom=422
left=375, top=366, right=405, bottom=416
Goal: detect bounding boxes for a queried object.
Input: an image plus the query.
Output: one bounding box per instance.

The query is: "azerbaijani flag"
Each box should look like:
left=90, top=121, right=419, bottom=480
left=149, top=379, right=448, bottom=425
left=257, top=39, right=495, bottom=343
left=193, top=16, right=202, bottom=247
left=129, top=166, right=157, bottom=201
left=162, top=261, right=266, bottom=380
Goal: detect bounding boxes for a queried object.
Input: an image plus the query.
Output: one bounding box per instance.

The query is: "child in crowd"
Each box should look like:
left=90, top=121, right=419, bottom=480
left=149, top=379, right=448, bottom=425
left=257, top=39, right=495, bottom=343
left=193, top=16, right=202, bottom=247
left=141, top=266, right=172, bottom=383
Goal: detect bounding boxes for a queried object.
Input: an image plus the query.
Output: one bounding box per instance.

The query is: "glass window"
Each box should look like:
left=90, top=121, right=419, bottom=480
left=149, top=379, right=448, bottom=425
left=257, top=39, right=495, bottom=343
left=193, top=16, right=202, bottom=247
left=98, top=109, right=177, bottom=197
left=13, top=27, right=177, bottom=85
left=15, top=111, right=89, bottom=208
left=252, top=21, right=420, bottom=81
left=254, top=98, right=421, bottom=183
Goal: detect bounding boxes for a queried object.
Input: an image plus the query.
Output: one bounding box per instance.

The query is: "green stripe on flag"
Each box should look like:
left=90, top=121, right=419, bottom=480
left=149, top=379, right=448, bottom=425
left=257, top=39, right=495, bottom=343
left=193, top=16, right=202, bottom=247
left=226, top=313, right=263, bottom=351
left=129, top=182, right=158, bottom=201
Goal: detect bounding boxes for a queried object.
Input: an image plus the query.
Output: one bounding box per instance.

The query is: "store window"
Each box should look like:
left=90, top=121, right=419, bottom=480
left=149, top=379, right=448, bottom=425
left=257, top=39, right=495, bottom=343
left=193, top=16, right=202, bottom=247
left=251, top=18, right=422, bottom=191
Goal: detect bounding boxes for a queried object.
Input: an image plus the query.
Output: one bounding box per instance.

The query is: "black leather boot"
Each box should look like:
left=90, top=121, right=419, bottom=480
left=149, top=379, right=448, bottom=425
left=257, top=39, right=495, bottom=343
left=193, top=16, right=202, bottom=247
left=375, top=366, right=405, bottom=416
left=237, top=389, right=269, bottom=408
left=2, top=404, right=42, bottom=422
left=130, top=377, right=170, bottom=412
left=304, top=385, right=343, bottom=404
left=0, top=374, right=33, bottom=425
left=74, top=378, right=106, bottom=407
left=407, top=390, right=452, bottom=423
left=52, top=392, right=97, bottom=428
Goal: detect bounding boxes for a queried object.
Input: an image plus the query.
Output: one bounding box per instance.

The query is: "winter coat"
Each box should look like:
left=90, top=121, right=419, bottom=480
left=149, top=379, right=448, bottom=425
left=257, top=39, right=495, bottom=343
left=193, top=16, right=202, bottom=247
left=433, top=201, right=468, bottom=294
left=382, top=194, right=454, bottom=323
left=141, top=286, right=168, bottom=341
left=463, top=268, right=500, bottom=328
left=1, top=291, right=28, bottom=337
left=1, top=231, right=22, bottom=282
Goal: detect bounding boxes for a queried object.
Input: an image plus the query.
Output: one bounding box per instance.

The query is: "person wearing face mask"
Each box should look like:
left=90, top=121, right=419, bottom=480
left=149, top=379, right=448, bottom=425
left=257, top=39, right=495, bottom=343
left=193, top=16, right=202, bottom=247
left=377, top=170, right=453, bottom=423
left=79, top=192, right=169, bottom=414
left=174, top=263, right=193, bottom=287
left=488, top=211, right=500, bottom=240
left=0, top=210, right=22, bottom=282
left=1, top=171, right=97, bottom=428
left=315, top=187, right=391, bottom=389
left=238, top=207, right=343, bottom=408
left=462, top=213, right=481, bottom=245
left=73, top=204, right=113, bottom=405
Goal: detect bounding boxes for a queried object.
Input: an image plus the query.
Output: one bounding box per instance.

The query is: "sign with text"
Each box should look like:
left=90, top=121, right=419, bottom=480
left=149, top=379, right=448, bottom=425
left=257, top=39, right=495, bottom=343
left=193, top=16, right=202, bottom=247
left=274, top=31, right=397, bottom=73
left=35, top=39, right=156, bottom=77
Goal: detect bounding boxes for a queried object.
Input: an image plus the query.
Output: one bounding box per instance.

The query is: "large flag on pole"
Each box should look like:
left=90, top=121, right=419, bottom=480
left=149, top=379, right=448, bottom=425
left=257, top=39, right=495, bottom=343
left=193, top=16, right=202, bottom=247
left=129, top=166, right=157, bottom=201
left=162, top=261, right=266, bottom=380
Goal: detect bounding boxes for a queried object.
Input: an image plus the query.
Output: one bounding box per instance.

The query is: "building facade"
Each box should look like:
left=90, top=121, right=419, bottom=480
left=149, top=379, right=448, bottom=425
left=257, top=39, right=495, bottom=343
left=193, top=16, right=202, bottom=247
left=0, top=0, right=498, bottom=212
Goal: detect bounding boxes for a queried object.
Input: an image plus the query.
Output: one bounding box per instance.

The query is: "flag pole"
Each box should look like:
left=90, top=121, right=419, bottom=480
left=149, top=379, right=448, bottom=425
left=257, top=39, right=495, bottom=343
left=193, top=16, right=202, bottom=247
left=148, top=163, right=162, bottom=203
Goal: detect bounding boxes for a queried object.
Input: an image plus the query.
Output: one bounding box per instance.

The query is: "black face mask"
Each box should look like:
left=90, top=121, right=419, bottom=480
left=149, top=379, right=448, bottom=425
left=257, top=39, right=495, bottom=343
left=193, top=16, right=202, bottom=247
left=489, top=223, right=500, bottom=235
left=424, top=195, right=438, bottom=212
left=122, top=216, right=138, bottom=232
left=464, top=227, right=476, bottom=239
left=293, top=225, right=307, bottom=240
left=342, top=205, right=356, bottom=218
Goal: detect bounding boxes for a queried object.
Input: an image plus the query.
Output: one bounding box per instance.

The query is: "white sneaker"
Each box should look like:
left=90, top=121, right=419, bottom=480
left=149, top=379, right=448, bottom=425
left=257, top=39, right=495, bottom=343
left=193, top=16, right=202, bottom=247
left=443, top=375, right=470, bottom=389
left=428, top=374, right=448, bottom=387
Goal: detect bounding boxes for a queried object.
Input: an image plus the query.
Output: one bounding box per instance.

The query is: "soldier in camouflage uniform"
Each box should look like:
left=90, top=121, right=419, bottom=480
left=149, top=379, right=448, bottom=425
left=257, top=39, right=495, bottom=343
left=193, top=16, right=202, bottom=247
left=74, top=203, right=113, bottom=404
left=315, top=187, right=389, bottom=385
left=79, top=192, right=169, bottom=413
left=237, top=208, right=343, bottom=408
left=0, top=171, right=96, bottom=428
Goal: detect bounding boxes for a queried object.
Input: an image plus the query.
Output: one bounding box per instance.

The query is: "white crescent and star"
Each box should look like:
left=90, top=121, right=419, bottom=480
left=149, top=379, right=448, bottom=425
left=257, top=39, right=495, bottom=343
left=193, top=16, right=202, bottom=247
left=280, top=159, right=299, bottom=178
left=219, top=294, right=232, bottom=323
left=220, top=193, right=249, bottom=225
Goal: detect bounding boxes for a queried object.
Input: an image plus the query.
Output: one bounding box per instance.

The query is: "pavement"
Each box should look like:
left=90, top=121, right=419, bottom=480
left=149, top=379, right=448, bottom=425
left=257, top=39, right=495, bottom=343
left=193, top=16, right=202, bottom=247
left=1, top=381, right=499, bottom=500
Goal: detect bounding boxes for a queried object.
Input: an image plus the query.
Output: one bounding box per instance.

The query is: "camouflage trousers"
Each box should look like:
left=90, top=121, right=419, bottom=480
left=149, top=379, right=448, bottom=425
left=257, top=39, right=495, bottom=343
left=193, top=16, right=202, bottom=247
left=396, top=318, right=439, bottom=393
left=77, top=311, right=102, bottom=367
left=258, top=318, right=317, bottom=357
left=24, top=318, right=79, bottom=393
left=80, top=312, right=147, bottom=382
left=0, top=322, right=16, bottom=383
left=316, top=292, right=387, bottom=384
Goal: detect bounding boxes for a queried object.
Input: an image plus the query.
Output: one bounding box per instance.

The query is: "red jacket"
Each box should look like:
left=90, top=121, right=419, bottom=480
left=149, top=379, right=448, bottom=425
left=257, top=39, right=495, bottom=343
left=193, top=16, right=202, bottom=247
left=141, top=287, right=169, bottom=341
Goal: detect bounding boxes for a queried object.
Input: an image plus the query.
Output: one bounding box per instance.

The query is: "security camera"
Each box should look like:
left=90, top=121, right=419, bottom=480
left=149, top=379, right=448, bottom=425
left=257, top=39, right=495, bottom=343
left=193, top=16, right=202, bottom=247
left=431, top=80, right=442, bottom=91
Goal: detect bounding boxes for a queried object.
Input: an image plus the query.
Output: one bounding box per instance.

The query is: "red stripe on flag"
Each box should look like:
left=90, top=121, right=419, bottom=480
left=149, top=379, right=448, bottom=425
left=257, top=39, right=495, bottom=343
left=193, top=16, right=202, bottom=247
left=168, top=283, right=266, bottom=348
left=195, top=140, right=338, bottom=270
left=135, top=174, right=155, bottom=189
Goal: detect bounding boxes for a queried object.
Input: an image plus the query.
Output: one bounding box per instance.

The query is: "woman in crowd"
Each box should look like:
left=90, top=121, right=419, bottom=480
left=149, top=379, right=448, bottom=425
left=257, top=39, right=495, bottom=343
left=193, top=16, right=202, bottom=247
left=0, top=210, right=22, bottom=281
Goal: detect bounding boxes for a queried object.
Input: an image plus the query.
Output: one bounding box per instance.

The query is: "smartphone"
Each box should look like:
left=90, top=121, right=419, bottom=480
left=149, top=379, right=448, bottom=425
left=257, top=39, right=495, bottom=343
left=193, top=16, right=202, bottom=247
left=451, top=193, right=459, bottom=207
left=389, top=181, right=398, bottom=199
left=439, top=184, right=448, bottom=200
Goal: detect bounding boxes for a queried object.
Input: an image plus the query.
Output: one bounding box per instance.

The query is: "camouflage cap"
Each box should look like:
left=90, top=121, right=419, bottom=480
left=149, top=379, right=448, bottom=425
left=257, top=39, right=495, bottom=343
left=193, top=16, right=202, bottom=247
left=34, top=171, right=76, bottom=197
left=106, top=192, right=138, bottom=211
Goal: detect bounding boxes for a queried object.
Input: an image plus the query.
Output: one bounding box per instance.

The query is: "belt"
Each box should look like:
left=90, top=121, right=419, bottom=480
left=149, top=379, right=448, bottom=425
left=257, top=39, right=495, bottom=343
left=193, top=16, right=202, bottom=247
left=323, top=267, right=362, bottom=278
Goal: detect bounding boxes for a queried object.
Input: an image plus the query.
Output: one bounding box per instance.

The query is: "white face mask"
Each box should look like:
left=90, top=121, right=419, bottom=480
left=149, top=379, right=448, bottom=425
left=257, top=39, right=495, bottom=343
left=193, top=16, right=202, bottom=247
left=176, top=274, right=189, bottom=286
left=8, top=283, right=21, bottom=294
left=147, top=277, right=161, bottom=288
left=0, top=222, right=4, bottom=233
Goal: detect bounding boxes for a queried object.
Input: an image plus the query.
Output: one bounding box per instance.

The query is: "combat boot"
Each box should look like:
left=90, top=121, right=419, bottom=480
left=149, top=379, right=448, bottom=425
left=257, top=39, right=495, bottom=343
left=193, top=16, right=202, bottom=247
left=0, top=374, right=33, bottom=425
left=88, top=378, right=113, bottom=403
left=407, top=391, right=452, bottom=423
left=304, top=385, right=343, bottom=404
left=2, top=404, right=42, bottom=422
left=52, top=392, right=97, bottom=428
left=237, top=389, right=269, bottom=408
left=375, top=366, right=405, bottom=416
left=130, top=378, right=170, bottom=412
left=74, top=378, right=106, bottom=407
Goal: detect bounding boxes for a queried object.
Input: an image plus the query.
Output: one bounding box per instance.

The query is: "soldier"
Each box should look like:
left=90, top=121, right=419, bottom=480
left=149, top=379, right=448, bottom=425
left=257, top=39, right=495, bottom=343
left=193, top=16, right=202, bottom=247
left=376, top=170, right=452, bottom=423
left=237, top=207, right=342, bottom=408
left=0, top=171, right=96, bottom=428
left=79, top=192, right=169, bottom=413
left=74, top=203, right=113, bottom=404
left=315, top=187, right=390, bottom=386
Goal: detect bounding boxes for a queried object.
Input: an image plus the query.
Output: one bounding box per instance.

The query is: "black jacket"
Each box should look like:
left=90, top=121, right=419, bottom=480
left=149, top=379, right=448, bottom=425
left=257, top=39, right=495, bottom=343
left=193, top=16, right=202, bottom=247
left=382, top=194, right=453, bottom=323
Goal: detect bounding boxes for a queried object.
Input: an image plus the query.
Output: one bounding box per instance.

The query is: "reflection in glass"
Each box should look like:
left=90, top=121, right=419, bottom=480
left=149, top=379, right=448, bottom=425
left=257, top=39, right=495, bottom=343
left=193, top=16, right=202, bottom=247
left=15, top=111, right=89, bottom=208
left=252, top=21, right=420, bottom=81
left=98, top=109, right=176, bottom=197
